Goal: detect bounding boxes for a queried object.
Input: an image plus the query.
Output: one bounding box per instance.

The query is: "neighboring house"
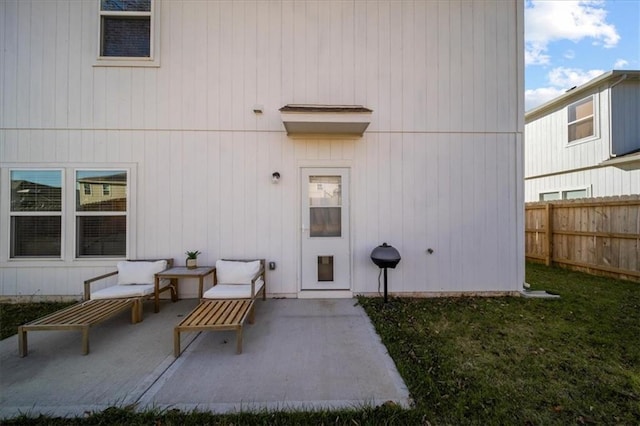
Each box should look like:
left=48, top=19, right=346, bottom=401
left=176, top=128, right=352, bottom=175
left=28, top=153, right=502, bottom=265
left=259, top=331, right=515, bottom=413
left=0, top=0, right=524, bottom=300
left=525, top=70, right=640, bottom=202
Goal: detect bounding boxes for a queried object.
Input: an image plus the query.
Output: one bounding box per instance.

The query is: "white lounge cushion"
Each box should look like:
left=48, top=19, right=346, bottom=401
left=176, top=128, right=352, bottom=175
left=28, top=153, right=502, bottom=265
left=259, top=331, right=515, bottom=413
left=203, top=278, right=265, bottom=299
left=216, top=260, right=261, bottom=285
left=117, top=260, right=167, bottom=285
left=90, top=284, right=155, bottom=300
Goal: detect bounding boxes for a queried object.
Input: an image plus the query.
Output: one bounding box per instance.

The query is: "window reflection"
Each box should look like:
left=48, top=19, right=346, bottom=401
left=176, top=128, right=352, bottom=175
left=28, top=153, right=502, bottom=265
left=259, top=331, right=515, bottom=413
left=10, top=170, right=62, bottom=212
left=309, top=176, right=341, bottom=237
left=76, top=171, right=127, bottom=212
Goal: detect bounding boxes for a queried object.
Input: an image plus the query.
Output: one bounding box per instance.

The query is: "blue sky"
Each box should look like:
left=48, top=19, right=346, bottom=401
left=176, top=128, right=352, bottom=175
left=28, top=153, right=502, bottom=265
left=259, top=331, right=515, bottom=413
left=525, top=0, right=640, bottom=111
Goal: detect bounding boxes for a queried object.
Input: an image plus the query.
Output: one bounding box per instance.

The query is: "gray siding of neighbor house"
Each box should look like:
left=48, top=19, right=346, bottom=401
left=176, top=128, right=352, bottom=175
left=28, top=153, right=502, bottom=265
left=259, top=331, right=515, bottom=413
left=611, top=80, right=640, bottom=156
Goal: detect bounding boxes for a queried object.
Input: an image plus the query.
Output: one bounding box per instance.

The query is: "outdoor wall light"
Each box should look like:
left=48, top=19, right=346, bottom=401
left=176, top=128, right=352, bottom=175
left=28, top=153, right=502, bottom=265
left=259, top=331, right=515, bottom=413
left=271, top=172, right=281, bottom=184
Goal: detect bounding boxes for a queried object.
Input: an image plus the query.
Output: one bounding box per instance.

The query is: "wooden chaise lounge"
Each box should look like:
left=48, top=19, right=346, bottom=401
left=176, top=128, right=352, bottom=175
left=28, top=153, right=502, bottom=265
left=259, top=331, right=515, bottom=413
left=18, top=298, right=139, bottom=357
left=18, top=259, right=176, bottom=357
left=174, top=299, right=254, bottom=356
left=174, top=259, right=266, bottom=357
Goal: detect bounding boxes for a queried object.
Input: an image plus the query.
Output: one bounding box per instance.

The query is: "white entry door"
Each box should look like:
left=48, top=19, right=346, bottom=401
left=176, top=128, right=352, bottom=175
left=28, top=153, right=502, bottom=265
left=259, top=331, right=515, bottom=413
left=301, top=168, right=351, bottom=291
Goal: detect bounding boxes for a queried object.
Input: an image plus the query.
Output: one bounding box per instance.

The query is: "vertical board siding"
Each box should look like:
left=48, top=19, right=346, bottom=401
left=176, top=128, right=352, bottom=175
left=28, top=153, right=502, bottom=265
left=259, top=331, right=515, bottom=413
left=612, top=81, right=640, bottom=156
left=2, top=0, right=519, bottom=133
left=1, top=0, right=522, bottom=298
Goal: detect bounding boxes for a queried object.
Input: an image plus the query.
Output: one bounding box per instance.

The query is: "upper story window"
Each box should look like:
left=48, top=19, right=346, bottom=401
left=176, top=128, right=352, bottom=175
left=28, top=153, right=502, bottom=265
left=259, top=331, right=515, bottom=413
left=97, top=0, right=160, bottom=67
left=567, top=96, right=594, bottom=143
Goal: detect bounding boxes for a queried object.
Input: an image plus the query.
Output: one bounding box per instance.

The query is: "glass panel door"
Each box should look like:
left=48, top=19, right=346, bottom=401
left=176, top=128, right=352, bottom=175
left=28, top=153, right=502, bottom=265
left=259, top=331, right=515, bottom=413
left=301, top=168, right=350, bottom=291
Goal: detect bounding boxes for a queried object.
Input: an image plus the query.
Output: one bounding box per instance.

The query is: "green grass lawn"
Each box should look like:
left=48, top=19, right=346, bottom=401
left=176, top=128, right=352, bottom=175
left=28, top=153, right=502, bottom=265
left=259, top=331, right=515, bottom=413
left=0, top=301, right=75, bottom=340
left=2, top=262, right=639, bottom=425
left=360, top=262, right=640, bottom=425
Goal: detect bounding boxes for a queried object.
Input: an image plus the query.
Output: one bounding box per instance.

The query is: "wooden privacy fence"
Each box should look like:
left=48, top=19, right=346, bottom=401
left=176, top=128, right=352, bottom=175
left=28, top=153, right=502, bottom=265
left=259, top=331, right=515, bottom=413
left=525, top=195, right=640, bottom=282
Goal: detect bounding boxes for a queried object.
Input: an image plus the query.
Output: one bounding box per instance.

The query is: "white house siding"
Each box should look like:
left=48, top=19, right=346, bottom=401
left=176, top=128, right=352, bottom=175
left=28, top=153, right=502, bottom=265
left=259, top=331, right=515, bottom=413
left=0, top=0, right=524, bottom=299
left=524, top=85, right=611, bottom=181
left=525, top=167, right=640, bottom=202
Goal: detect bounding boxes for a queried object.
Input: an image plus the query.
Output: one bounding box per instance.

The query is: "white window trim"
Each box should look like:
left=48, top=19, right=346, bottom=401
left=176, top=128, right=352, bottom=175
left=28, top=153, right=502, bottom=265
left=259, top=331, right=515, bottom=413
left=1, top=164, right=136, bottom=266
left=94, top=0, right=161, bottom=68
left=539, top=186, right=591, bottom=201
left=567, top=94, right=598, bottom=145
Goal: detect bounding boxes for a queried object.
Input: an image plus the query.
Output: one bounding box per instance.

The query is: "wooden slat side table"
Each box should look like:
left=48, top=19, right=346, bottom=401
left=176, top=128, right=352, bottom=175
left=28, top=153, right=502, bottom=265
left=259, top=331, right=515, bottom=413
left=18, top=298, right=138, bottom=357
left=154, top=266, right=215, bottom=312
left=173, top=299, right=254, bottom=357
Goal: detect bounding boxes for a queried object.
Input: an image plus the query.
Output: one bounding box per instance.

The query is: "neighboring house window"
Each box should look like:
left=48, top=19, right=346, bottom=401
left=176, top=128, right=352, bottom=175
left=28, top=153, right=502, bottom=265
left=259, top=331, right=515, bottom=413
left=10, top=170, right=63, bottom=258
left=539, top=188, right=589, bottom=201
left=563, top=189, right=588, bottom=199
left=6, top=168, right=129, bottom=259
left=76, top=171, right=128, bottom=257
left=567, top=96, right=594, bottom=143
left=100, top=0, right=152, bottom=57
left=539, top=192, right=561, bottom=201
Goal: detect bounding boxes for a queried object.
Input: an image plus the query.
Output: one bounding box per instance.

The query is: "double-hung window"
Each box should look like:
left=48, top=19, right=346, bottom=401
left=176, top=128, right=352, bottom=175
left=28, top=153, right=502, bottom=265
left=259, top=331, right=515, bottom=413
left=567, top=96, right=595, bottom=143
left=98, top=0, right=160, bottom=66
left=76, top=171, right=128, bottom=257
left=8, top=168, right=129, bottom=259
left=10, top=170, right=63, bottom=258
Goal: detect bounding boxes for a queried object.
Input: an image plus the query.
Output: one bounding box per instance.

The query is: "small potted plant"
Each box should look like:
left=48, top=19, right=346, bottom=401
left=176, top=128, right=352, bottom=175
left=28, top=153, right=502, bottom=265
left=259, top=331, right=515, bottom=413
left=185, top=250, right=201, bottom=269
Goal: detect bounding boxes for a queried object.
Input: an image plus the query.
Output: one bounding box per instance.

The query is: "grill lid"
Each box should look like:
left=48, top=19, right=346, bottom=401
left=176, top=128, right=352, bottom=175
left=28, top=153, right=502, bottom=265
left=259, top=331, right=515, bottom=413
left=370, top=243, right=401, bottom=269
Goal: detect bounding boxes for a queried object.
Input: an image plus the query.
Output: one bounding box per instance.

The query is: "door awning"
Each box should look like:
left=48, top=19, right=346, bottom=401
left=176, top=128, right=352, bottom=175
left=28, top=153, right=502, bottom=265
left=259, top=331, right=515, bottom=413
left=280, top=104, right=373, bottom=137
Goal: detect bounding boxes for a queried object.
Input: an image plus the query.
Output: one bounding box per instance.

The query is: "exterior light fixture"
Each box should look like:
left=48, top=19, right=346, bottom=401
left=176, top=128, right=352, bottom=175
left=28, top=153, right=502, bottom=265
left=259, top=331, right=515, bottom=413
left=271, top=172, right=281, bottom=184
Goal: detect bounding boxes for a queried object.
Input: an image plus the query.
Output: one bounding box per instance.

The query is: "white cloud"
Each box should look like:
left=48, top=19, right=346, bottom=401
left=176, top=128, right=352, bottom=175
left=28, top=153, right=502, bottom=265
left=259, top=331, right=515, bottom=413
left=525, top=67, right=605, bottom=111
left=547, top=67, right=604, bottom=88
left=525, top=0, right=619, bottom=66
left=525, top=42, right=551, bottom=65
left=525, top=87, right=566, bottom=111
left=564, top=50, right=575, bottom=60
left=613, top=59, right=629, bottom=69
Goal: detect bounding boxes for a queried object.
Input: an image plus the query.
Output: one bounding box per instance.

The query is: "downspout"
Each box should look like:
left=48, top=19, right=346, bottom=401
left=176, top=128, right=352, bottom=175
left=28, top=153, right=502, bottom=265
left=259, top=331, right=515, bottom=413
left=608, top=74, right=628, bottom=158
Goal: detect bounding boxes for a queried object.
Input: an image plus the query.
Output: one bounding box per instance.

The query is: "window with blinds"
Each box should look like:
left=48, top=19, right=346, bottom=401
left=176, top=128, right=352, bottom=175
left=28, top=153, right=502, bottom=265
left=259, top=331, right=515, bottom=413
left=76, top=171, right=127, bottom=257
left=8, top=168, right=129, bottom=259
left=10, top=170, right=63, bottom=258
left=99, top=0, right=152, bottom=58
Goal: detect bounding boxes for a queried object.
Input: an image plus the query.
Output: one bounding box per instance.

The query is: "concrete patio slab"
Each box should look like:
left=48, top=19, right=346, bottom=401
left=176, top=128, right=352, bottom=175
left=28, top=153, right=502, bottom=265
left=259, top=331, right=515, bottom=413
left=0, top=299, right=410, bottom=419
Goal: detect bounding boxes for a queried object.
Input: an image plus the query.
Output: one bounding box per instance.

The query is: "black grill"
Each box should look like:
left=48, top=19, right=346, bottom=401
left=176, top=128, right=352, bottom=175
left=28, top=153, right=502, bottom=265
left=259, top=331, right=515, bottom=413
left=370, top=243, right=401, bottom=302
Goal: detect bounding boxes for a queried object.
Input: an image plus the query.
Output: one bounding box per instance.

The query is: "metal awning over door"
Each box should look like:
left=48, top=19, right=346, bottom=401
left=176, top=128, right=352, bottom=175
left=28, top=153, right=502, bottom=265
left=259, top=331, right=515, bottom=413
left=280, top=104, right=372, bottom=137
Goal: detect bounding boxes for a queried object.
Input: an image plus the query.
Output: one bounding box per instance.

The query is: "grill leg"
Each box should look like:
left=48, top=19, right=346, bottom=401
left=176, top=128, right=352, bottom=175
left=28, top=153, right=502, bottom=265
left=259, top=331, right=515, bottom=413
left=384, top=268, right=388, bottom=303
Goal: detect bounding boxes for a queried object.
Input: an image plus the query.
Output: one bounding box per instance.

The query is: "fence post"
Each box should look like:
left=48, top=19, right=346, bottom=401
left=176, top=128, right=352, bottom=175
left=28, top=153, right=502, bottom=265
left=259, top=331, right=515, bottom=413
left=545, top=203, right=553, bottom=266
